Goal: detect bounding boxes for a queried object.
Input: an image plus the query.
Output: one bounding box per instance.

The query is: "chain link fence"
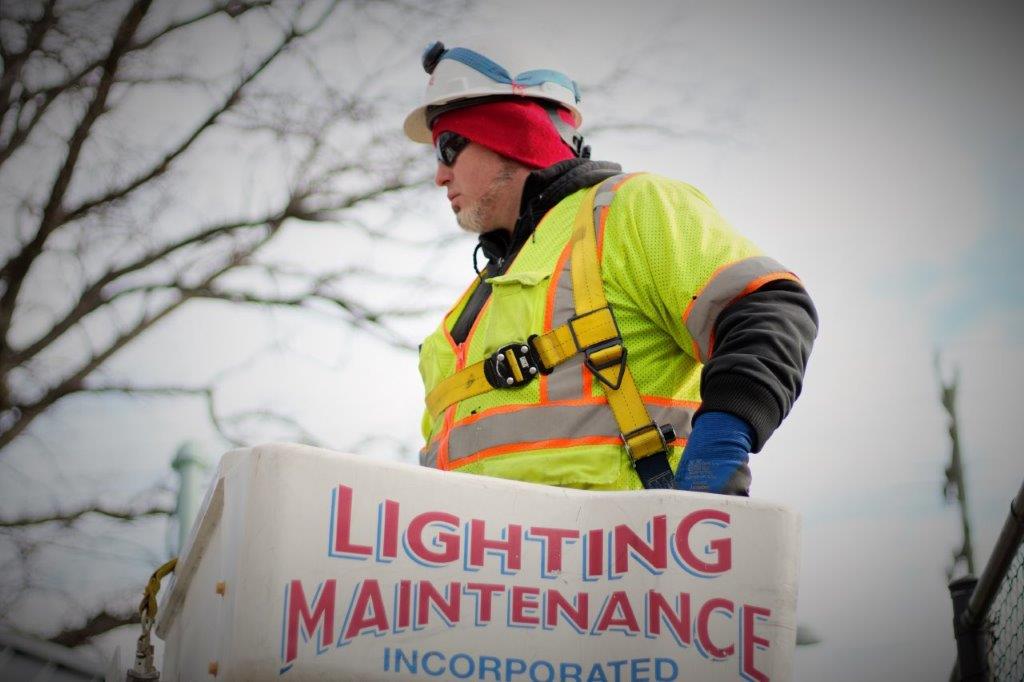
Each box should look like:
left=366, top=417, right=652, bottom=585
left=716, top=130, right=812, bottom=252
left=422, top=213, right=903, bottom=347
left=948, top=476, right=1024, bottom=681
left=982, top=537, right=1023, bottom=680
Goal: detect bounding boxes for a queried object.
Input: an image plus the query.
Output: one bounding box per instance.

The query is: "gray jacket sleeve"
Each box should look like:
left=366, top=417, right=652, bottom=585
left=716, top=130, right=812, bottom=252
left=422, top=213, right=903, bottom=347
left=694, top=279, right=819, bottom=451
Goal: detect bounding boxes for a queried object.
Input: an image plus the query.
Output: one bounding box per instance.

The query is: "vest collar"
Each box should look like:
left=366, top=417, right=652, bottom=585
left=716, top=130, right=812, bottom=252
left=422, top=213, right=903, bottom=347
left=477, top=159, right=622, bottom=267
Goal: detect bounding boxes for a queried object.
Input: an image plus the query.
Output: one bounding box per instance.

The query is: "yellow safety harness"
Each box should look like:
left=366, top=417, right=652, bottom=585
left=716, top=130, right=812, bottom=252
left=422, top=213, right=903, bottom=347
left=426, top=176, right=676, bottom=489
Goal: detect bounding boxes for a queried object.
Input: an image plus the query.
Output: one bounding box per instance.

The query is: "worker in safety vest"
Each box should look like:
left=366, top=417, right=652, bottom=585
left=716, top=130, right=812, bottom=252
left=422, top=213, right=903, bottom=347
left=406, top=42, right=818, bottom=494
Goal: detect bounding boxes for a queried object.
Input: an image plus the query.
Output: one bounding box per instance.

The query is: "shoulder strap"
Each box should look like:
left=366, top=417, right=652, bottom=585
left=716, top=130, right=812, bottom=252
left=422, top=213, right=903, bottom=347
left=567, top=174, right=677, bottom=489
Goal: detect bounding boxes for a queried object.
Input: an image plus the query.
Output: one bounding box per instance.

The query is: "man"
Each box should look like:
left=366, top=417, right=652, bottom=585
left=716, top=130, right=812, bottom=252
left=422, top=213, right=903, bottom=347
left=406, top=42, right=817, bottom=495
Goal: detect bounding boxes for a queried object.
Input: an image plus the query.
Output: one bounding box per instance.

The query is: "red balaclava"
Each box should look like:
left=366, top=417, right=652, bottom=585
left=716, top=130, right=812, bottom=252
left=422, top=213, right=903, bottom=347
left=431, top=99, right=576, bottom=169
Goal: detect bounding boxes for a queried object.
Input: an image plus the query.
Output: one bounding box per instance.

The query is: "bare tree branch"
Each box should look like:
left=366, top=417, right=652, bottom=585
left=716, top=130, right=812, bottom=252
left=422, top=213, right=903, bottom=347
left=0, top=2, right=275, bottom=169
left=0, top=503, right=173, bottom=528
left=1, top=2, right=356, bottom=392
left=299, top=175, right=431, bottom=222
left=1, top=220, right=281, bottom=451
left=584, top=121, right=734, bottom=144
left=71, top=276, right=429, bottom=353
left=219, top=409, right=323, bottom=448
left=10, top=164, right=427, bottom=372
left=0, top=0, right=58, bottom=125
left=61, top=10, right=313, bottom=225
left=48, top=607, right=140, bottom=648
left=75, top=382, right=246, bottom=449
left=8, top=214, right=277, bottom=369
left=0, top=0, right=154, bottom=374
left=128, top=0, right=275, bottom=53
left=239, top=262, right=450, bottom=290
left=0, top=85, right=61, bottom=168
left=185, top=286, right=423, bottom=348
left=1, top=301, right=182, bottom=451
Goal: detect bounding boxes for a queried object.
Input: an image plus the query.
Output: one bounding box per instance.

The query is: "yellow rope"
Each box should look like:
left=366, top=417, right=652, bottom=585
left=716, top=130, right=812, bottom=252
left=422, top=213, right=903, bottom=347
left=139, top=557, right=178, bottom=621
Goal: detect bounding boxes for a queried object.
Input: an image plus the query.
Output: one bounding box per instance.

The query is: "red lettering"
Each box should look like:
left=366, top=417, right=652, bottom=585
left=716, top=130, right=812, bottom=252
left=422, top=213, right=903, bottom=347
left=468, top=519, right=522, bottom=571
left=527, top=527, right=579, bottom=574
left=332, top=486, right=371, bottom=557
left=465, top=582, right=505, bottom=623
left=586, top=529, right=604, bottom=579
left=741, top=605, right=772, bottom=682
left=613, top=515, right=667, bottom=574
left=544, top=590, right=589, bottom=631
left=696, top=598, right=735, bottom=659
left=406, top=511, right=460, bottom=564
left=674, top=509, right=732, bottom=575
left=510, top=586, right=541, bottom=626
left=395, top=580, right=412, bottom=630
left=416, top=580, right=461, bottom=626
left=341, top=579, right=388, bottom=642
left=284, top=580, right=335, bottom=664
left=379, top=499, right=400, bottom=560
left=647, top=590, right=692, bottom=646
left=594, top=591, right=640, bottom=634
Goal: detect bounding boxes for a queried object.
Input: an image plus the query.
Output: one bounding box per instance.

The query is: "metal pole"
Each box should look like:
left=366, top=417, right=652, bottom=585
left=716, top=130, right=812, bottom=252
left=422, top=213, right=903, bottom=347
left=948, top=575, right=985, bottom=681
left=965, top=476, right=1024, bottom=625
left=171, top=441, right=206, bottom=554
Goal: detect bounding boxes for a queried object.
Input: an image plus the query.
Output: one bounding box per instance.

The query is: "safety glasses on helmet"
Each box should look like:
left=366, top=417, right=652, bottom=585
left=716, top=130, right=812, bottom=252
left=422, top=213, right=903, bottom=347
left=435, top=131, right=470, bottom=167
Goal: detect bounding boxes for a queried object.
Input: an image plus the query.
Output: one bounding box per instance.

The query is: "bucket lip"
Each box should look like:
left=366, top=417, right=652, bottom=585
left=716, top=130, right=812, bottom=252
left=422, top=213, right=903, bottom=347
left=155, top=463, right=230, bottom=638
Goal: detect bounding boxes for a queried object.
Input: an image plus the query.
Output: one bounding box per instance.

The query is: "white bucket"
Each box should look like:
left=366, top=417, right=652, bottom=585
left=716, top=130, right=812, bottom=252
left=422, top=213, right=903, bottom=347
left=157, top=443, right=799, bottom=681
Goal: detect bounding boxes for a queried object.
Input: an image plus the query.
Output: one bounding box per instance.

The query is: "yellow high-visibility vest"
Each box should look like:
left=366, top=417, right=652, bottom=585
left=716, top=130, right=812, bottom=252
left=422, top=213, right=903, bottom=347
left=418, top=173, right=797, bottom=490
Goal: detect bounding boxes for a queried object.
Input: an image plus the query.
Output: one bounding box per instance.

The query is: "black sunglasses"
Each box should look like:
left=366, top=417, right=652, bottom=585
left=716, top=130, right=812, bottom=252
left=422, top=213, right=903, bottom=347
left=435, top=131, right=470, bottom=167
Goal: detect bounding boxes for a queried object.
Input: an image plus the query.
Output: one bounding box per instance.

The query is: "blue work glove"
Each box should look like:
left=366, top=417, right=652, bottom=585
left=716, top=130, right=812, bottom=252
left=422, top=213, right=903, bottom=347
left=674, top=411, right=754, bottom=495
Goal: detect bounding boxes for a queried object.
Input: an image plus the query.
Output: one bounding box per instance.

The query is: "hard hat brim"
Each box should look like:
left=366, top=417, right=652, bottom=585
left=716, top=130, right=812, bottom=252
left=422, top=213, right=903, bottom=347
left=403, top=105, right=433, bottom=144
left=404, top=98, right=582, bottom=146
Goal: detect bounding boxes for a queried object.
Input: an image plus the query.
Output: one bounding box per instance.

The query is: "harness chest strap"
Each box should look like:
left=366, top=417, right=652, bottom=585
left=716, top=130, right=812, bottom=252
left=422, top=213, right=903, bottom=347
left=424, top=176, right=676, bottom=488
left=424, top=305, right=619, bottom=418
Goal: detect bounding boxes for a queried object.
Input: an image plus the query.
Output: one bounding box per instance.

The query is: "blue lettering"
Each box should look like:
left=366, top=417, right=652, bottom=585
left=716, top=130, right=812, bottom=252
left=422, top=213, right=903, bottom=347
left=395, top=647, right=418, bottom=673
left=422, top=651, right=445, bottom=676
left=506, top=657, right=527, bottom=680
left=654, top=658, right=678, bottom=681
left=449, top=653, right=474, bottom=679
left=379, top=647, right=679, bottom=682
left=630, top=658, right=650, bottom=681
left=480, top=655, right=501, bottom=680
left=560, top=662, right=582, bottom=682
left=529, top=660, right=555, bottom=682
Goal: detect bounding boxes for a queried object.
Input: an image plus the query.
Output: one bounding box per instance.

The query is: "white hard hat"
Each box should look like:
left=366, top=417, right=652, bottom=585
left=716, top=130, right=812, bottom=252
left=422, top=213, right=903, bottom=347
left=403, top=41, right=584, bottom=147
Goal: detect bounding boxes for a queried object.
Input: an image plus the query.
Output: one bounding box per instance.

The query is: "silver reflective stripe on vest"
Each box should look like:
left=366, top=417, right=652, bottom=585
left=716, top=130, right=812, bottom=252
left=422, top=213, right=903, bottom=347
left=592, top=175, right=623, bottom=248
left=551, top=249, right=576, bottom=327
left=445, top=401, right=694, bottom=465
left=547, top=244, right=584, bottom=401
left=546, top=175, right=629, bottom=402
left=685, top=255, right=792, bottom=363
left=546, top=356, right=585, bottom=401
left=421, top=441, right=439, bottom=468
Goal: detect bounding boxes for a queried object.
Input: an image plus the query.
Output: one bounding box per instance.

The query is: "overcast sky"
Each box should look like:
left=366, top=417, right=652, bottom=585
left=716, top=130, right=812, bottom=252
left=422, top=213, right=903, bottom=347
left=2, top=1, right=1022, bottom=680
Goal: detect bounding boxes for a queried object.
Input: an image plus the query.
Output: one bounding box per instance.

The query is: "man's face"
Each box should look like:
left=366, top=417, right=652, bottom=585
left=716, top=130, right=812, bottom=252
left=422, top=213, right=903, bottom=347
left=434, top=141, right=524, bottom=234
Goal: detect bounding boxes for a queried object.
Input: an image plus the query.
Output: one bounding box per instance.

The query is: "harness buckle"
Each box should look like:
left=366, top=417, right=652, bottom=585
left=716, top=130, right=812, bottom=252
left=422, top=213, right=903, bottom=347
left=484, top=342, right=543, bottom=389
left=621, top=422, right=678, bottom=463
left=568, top=307, right=627, bottom=390
left=583, top=339, right=627, bottom=390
